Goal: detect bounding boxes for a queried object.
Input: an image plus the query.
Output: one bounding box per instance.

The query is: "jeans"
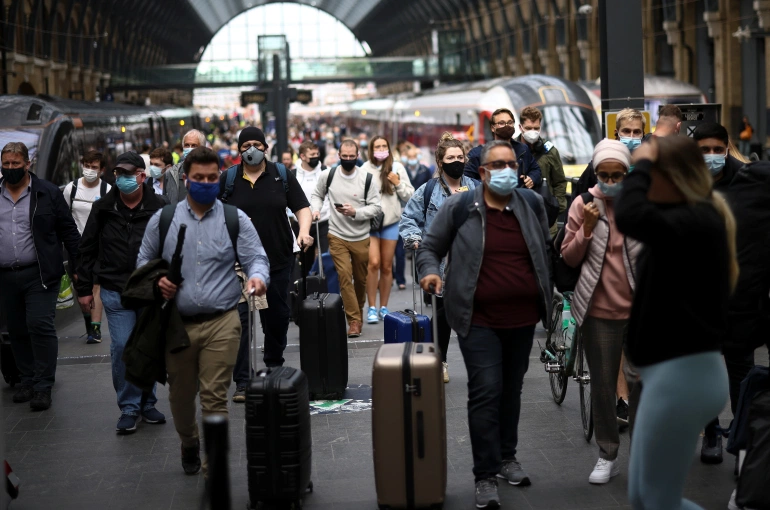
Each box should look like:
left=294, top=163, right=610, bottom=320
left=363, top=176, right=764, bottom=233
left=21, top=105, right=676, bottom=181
left=0, top=265, right=59, bottom=391
left=393, top=236, right=407, bottom=286
left=233, top=301, right=252, bottom=387
left=457, top=324, right=535, bottom=481
left=259, top=261, right=294, bottom=367
left=101, top=288, right=157, bottom=416
left=629, top=351, right=728, bottom=510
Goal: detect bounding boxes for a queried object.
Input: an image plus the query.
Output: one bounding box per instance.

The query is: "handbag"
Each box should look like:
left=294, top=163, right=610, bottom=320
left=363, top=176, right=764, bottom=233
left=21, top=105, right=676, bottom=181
left=370, top=211, right=385, bottom=233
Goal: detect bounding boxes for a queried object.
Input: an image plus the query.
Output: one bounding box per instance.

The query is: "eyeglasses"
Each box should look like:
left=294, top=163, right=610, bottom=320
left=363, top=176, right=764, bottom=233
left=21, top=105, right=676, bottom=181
left=596, top=172, right=626, bottom=183
left=481, top=160, right=519, bottom=171
left=493, top=121, right=515, bottom=128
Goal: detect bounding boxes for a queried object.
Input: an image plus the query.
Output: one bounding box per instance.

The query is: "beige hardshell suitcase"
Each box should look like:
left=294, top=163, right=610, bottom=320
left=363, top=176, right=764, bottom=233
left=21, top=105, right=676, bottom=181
left=372, top=339, right=447, bottom=509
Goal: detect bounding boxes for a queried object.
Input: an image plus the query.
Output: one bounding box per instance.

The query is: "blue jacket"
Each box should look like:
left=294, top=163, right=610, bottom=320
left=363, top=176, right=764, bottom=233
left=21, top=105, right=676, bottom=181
left=463, top=139, right=543, bottom=188
left=1, top=172, right=81, bottom=289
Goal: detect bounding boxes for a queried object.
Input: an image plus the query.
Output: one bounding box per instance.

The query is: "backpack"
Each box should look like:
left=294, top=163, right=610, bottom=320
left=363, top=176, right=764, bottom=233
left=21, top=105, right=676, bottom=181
left=158, top=203, right=240, bottom=260
left=221, top=162, right=290, bottom=203
left=422, top=178, right=439, bottom=219
left=325, top=167, right=376, bottom=222
left=552, top=192, right=593, bottom=292
left=69, top=178, right=109, bottom=213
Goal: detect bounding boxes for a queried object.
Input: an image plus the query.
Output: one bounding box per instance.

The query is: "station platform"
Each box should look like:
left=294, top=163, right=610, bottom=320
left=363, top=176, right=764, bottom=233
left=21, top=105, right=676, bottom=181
left=1, top=272, right=754, bottom=510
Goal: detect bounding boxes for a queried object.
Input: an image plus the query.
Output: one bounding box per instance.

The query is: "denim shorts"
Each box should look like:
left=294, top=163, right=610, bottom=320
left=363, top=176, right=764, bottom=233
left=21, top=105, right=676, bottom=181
left=371, top=222, right=400, bottom=241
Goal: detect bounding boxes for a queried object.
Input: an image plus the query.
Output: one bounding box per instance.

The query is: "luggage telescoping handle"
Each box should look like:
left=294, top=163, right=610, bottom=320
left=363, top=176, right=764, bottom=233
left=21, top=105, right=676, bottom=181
left=429, top=284, right=439, bottom=347
left=248, top=291, right=260, bottom=375
left=411, top=247, right=422, bottom=315
left=314, top=220, right=324, bottom=279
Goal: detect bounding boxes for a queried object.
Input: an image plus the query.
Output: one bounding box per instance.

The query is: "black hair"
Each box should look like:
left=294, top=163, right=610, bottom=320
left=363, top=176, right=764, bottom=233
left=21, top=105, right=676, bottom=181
left=692, top=122, right=729, bottom=146
left=183, top=146, right=219, bottom=173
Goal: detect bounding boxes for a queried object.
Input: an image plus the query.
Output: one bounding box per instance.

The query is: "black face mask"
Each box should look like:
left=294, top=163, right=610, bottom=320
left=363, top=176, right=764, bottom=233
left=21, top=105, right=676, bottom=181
left=339, top=159, right=356, bottom=171
left=442, top=161, right=465, bottom=179
left=308, top=157, right=320, bottom=168
left=2, top=167, right=26, bottom=185
left=494, top=125, right=515, bottom=140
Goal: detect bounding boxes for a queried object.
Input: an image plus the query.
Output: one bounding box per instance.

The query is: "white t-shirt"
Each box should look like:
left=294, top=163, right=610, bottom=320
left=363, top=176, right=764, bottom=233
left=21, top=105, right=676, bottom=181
left=295, top=164, right=331, bottom=222
left=63, top=178, right=111, bottom=234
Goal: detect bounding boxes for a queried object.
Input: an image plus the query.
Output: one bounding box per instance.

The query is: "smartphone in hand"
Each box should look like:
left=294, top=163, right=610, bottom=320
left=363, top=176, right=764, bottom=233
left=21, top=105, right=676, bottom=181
left=334, top=203, right=344, bottom=208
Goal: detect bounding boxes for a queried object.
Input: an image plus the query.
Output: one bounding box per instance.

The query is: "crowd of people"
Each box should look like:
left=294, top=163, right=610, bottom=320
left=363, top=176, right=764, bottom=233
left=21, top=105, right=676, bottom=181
left=1, top=100, right=768, bottom=510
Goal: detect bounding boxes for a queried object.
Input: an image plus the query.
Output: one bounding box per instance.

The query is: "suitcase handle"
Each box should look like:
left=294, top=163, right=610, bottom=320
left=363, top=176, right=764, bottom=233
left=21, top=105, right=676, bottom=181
left=248, top=292, right=260, bottom=375
left=411, top=249, right=422, bottom=315
left=314, top=220, right=324, bottom=279
left=429, top=285, right=439, bottom=350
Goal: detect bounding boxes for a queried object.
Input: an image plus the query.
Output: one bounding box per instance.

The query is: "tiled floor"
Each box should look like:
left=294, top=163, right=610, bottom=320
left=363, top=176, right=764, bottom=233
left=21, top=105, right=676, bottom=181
left=1, top=276, right=754, bottom=510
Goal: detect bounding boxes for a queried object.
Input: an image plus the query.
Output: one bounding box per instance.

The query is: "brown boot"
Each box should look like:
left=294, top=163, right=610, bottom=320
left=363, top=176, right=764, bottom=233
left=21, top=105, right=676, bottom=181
left=347, top=320, right=362, bottom=338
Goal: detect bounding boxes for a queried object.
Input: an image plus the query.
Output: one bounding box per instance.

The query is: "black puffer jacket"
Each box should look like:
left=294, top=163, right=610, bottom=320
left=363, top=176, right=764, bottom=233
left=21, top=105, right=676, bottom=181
left=76, top=183, right=165, bottom=295
left=722, top=161, right=770, bottom=351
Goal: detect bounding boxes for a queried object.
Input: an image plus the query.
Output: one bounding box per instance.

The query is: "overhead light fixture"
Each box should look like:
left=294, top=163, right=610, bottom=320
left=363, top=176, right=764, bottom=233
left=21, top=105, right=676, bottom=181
left=180, top=120, right=185, bottom=126
left=361, top=109, right=367, bottom=115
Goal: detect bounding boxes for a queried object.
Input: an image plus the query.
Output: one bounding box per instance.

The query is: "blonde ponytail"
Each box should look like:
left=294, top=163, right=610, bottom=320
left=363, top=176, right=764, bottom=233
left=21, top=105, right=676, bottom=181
left=712, top=191, right=740, bottom=293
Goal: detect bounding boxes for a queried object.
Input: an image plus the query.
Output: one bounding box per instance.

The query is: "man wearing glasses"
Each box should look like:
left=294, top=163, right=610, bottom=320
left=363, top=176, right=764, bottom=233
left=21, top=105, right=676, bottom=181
left=311, top=139, right=382, bottom=338
left=76, top=152, right=167, bottom=434
left=418, top=140, right=551, bottom=509
left=464, top=108, right=543, bottom=190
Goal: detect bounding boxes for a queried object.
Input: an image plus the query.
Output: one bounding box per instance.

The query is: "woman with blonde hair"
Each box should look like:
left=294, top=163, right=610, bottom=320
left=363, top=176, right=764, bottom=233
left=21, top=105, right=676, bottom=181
left=615, top=135, right=738, bottom=510
left=361, top=136, right=414, bottom=324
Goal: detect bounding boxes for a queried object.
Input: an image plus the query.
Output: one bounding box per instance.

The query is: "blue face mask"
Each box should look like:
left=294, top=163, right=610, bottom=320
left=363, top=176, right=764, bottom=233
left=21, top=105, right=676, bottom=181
left=407, top=158, right=419, bottom=166
left=149, top=165, right=163, bottom=179
left=182, top=147, right=193, bottom=158
left=115, top=175, right=139, bottom=194
left=187, top=180, right=219, bottom=205
left=704, top=154, right=726, bottom=176
left=485, top=167, right=519, bottom=196
left=597, top=180, right=622, bottom=198
left=619, top=136, right=642, bottom=152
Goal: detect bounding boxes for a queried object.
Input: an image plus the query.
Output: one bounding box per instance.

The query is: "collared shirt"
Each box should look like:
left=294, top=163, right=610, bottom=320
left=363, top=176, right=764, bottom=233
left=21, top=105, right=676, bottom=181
left=136, top=199, right=271, bottom=317
left=152, top=178, right=163, bottom=196
left=0, top=182, right=37, bottom=267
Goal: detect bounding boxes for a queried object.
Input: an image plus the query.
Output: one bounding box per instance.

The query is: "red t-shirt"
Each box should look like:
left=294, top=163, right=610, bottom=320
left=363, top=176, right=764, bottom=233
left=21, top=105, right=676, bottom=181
left=471, top=205, right=540, bottom=328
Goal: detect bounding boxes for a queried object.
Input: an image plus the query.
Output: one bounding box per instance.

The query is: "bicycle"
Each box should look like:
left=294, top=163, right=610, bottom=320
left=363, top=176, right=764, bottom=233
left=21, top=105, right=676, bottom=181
left=539, top=290, right=594, bottom=442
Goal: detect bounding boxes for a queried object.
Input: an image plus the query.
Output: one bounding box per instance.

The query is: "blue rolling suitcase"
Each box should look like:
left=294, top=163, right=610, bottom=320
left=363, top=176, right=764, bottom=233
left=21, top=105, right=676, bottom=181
left=383, top=253, right=432, bottom=344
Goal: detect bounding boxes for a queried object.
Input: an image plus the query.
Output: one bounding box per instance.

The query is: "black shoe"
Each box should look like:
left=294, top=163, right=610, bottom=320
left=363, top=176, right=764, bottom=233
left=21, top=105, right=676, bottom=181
left=12, top=385, right=34, bottom=403
left=181, top=440, right=201, bottom=475
left=700, top=434, right=723, bottom=464
left=616, top=398, right=629, bottom=430
left=30, top=391, right=52, bottom=411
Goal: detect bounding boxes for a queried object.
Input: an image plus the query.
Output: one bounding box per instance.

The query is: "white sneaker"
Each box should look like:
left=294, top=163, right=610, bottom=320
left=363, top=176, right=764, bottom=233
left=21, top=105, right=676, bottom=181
left=588, top=458, right=619, bottom=484
left=442, top=362, right=449, bottom=383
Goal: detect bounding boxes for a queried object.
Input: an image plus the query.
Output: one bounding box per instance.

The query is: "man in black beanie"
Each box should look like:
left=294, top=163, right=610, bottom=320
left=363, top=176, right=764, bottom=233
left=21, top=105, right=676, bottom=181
left=220, top=126, right=313, bottom=402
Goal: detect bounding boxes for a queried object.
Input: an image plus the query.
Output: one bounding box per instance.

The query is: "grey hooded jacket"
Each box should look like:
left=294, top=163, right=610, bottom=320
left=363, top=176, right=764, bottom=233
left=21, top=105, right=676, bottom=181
left=162, top=162, right=188, bottom=204
left=416, top=185, right=553, bottom=338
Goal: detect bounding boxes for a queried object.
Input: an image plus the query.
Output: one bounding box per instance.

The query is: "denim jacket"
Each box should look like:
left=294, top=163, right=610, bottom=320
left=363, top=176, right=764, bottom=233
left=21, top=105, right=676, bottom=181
left=399, top=176, right=479, bottom=286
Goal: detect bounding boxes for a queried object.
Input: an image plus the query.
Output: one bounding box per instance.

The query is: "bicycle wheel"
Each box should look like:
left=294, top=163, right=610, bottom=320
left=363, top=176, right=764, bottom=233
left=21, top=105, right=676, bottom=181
left=547, top=296, right=568, bottom=404
left=576, top=329, right=594, bottom=442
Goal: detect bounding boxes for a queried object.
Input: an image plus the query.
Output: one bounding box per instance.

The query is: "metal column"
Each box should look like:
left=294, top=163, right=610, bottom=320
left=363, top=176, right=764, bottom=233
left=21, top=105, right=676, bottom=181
left=599, top=0, right=645, bottom=134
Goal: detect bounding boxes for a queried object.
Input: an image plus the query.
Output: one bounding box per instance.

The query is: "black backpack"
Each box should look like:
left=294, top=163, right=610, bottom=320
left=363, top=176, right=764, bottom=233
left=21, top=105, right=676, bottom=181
left=69, top=179, right=109, bottom=212
left=552, top=192, right=593, bottom=292
left=158, top=203, right=240, bottom=260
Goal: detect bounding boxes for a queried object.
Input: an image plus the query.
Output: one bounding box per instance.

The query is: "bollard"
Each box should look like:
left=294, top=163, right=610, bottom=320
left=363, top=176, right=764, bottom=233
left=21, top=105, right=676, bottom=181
left=203, top=414, right=230, bottom=510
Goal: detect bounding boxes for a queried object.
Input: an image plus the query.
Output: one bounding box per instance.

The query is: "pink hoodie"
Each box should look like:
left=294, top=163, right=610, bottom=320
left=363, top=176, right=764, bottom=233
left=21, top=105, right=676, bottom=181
left=561, top=185, right=633, bottom=320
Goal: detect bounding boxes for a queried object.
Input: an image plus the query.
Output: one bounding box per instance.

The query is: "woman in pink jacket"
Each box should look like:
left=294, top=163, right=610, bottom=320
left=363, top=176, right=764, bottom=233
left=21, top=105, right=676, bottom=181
left=561, top=139, right=641, bottom=485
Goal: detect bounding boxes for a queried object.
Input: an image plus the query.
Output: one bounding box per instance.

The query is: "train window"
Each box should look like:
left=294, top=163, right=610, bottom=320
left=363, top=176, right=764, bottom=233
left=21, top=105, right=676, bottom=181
left=25, top=104, right=44, bottom=124
left=541, top=105, right=601, bottom=165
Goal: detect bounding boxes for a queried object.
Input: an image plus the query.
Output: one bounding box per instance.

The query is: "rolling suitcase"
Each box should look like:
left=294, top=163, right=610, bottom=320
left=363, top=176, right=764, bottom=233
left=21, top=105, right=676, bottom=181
left=299, top=292, right=348, bottom=400
left=244, top=294, right=313, bottom=508
left=383, top=252, right=431, bottom=344
left=292, top=222, right=330, bottom=326
left=373, top=295, right=446, bottom=509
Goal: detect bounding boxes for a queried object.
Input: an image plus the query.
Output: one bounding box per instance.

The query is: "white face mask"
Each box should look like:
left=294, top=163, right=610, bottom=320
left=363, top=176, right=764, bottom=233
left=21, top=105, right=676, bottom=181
left=83, top=168, right=99, bottom=183
left=522, top=130, right=540, bottom=144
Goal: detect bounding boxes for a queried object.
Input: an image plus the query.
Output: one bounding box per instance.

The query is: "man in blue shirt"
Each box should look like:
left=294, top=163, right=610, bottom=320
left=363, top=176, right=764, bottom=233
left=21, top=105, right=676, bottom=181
left=136, top=147, right=270, bottom=477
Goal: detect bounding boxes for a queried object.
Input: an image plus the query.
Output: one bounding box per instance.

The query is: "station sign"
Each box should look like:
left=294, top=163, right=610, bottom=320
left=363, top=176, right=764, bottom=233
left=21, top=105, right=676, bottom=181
left=241, top=91, right=270, bottom=107
left=667, top=104, right=722, bottom=137
left=292, top=89, right=313, bottom=105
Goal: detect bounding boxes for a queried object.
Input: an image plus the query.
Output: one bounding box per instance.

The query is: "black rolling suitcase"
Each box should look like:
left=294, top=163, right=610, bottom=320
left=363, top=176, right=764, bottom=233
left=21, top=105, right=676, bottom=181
left=244, top=294, right=313, bottom=508
left=291, top=222, right=329, bottom=326
left=0, top=306, right=21, bottom=388
left=299, top=291, right=348, bottom=400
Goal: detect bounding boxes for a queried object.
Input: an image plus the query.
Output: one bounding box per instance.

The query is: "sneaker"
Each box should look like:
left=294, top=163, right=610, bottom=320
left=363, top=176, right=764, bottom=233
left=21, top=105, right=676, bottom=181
left=141, top=407, right=166, bottom=424
left=378, top=306, right=390, bottom=320
left=475, top=478, right=500, bottom=509
left=12, top=385, right=34, bottom=403
left=588, top=458, right=619, bottom=484
left=367, top=307, right=379, bottom=324
left=232, top=386, right=247, bottom=403
left=116, top=414, right=139, bottom=434
left=616, top=398, right=629, bottom=429
left=496, top=458, right=530, bottom=486
left=442, top=362, right=449, bottom=383
left=29, top=391, right=52, bottom=411
left=88, top=323, right=102, bottom=343
left=181, top=440, right=202, bottom=475
left=701, top=434, right=723, bottom=464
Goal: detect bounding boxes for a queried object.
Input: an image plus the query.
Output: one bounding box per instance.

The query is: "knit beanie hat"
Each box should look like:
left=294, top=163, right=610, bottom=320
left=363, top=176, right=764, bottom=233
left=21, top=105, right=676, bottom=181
left=238, top=126, right=266, bottom=149
left=592, top=139, right=631, bottom=170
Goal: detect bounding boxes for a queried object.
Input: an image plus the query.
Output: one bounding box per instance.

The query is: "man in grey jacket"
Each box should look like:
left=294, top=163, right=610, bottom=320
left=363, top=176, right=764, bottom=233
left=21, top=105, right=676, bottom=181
left=163, top=129, right=206, bottom=204
left=417, top=140, right=552, bottom=509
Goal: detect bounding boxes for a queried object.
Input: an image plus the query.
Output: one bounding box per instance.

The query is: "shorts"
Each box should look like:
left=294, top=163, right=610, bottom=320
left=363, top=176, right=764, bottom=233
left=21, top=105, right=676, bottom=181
left=371, top=222, right=400, bottom=241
